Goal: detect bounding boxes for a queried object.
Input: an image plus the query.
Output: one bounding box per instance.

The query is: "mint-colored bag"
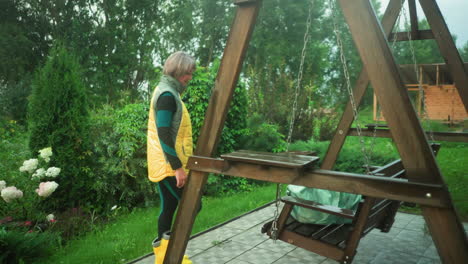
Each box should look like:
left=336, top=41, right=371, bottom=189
left=287, top=185, right=361, bottom=224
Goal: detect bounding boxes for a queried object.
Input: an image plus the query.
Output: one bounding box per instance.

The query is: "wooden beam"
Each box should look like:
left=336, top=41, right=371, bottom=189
left=419, top=0, right=468, bottom=111
left=348, top=128, right=468, bottom=142
left=339, top=0, right=468, bottom=262
left=321, top=0, right=404, bottom=170
left=280, top=230, right=344, bottom=261
left=421, top=65, right=434, bottom=83
left=187, top=156, right=450, bottom=208
left=408, top=0, right=419, bottom=38
left=388, top=29, right=434, bottom=41
left=163, top=2, right=262, bottom=263
left=343, top=196, right=375, bottom=262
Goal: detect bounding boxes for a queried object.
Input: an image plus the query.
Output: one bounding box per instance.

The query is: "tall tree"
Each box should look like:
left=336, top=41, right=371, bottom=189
left=194, top=0, right=234, bottom=67
left=0, top=0, right=50, bottom=121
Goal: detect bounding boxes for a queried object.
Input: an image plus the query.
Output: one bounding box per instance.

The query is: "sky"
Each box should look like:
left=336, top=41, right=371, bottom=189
left=378, top=0, right=467, bottom=47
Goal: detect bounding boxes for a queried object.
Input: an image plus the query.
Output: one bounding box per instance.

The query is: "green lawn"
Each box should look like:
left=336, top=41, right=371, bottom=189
left=436, top=143, right=468, bottom=219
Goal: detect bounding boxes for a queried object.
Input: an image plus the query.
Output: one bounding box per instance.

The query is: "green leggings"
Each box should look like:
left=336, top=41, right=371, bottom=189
left=156, top=177, right=202, bottom=239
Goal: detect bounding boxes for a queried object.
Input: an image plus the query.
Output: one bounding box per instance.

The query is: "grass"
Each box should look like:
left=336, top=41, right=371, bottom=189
left=436, top=143, right=468, bottom=219
left=41, top=184, right=279, bottom=264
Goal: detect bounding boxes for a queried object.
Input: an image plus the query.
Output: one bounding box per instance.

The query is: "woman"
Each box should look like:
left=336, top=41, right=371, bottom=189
left=147, top=51, right=195, bottom=263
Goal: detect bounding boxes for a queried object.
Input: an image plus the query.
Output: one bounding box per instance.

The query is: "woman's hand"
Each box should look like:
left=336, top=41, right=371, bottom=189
left=175, top=168, right=187, bottom=188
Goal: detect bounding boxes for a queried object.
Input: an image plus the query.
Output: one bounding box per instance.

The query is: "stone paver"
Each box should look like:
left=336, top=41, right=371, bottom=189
left=130, top=203, right=461, bottom=264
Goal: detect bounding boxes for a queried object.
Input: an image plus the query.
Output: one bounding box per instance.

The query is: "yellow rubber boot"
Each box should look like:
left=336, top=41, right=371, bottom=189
left=182, top=255, right=193, bottom=264
left=152, top=237, right=162, bottom=264
left=155, top=233, right=170, bottom=264
left=156, top=232, right=193, bottom=264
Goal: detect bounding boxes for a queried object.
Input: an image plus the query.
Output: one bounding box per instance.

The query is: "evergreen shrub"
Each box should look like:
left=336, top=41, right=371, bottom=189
left=28, top=42, right=92, bottom=211
left=0, top=228, right=60, bottom=264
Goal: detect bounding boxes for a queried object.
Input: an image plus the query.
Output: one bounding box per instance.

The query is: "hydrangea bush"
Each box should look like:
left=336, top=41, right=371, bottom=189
left=0, top=147, right=60, bottom=227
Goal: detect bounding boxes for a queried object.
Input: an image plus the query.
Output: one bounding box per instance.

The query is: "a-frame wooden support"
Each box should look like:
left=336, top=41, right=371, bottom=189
left=338, top=1, right=467, bottom=263
left=163, top=0, right=468, bottom=263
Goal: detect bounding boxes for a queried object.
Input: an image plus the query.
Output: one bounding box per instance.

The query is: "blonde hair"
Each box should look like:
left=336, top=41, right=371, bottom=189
left=163, top=51, right=196, bottom=79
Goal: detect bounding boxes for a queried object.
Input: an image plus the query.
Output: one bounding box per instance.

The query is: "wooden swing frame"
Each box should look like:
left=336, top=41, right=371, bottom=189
left=162, top=0, right=468, bottom=263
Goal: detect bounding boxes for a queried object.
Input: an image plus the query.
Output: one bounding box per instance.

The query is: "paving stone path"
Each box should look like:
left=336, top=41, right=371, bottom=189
left=130, top=204, right=468, bottom=264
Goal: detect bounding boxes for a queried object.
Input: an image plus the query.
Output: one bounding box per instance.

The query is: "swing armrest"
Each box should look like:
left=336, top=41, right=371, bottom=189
left=281, top=196, right=356, bottom=219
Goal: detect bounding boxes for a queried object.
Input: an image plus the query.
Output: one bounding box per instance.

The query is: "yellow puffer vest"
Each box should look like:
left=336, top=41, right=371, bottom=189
left=147, top=75, right=193, bottom=182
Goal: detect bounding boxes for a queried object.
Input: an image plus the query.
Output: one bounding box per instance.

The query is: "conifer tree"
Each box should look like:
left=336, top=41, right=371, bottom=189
left=28, top=42, right=91, bottom=209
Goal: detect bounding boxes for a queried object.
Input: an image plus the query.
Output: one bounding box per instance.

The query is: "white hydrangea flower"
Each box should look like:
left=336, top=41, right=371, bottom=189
left=46, top=214, right=55, bottom=221
left=19, top=159, right=39, bottom=174
left=39, top=147, right=53, bottom=163
left=32, top=168, right=46, bottom=179
left=45, top=167, right=61, bottom=178
left=1, top=186, right=23, bottom=203
left=35, top=181, right=59, bottom=197
left=0, top=180, right=6, bottom=191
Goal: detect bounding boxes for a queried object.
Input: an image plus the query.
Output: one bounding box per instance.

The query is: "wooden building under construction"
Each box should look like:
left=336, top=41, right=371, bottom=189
left=375, top=63, right=468, bottom=123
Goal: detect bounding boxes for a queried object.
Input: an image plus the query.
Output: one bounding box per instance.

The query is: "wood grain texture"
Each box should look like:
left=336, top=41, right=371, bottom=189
left=187, top=156, right=449, bottom=207
left=339, top=0, right=468, bottom=261
left=221, top=150, right=319, bottom=168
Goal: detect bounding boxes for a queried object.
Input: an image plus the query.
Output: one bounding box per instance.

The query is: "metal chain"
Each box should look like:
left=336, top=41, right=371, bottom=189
left=271, top=0, right=314, bottom=241
left=401, top=1, right=435, bottom=141
left=286, top=2, right=314, bottom=149
left=328, top=0, right=373, bottom=174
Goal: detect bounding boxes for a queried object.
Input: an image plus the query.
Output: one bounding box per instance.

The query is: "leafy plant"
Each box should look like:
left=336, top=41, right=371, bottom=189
left=182, top=63, right=251, bottom=195
left=0, top=228, right=60, bottom=264
left=183, top=61, right=248, bottom=155
left=88, top=103, right=155, bottom=211
left=1, top=147, right=61, bottom=226
left=239, top=113, right=287, bottom=153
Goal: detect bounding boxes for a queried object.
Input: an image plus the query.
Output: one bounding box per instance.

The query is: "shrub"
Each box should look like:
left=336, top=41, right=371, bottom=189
left=202, top=114, right=288, bottom=196
left=289, top=137, right=399, bottom=173
left=0, top=228, right=60, bottom=264
left=88, top=103, right=155, bottom=211
left=1, top=147, right=61, bottom=222
left=239, top=113, right=287, bottom=153
left=183, top=61, right=248, bottom=155
left=182, top=63, right=250, bottom=195
left=28, top=42, right=92, bottom=211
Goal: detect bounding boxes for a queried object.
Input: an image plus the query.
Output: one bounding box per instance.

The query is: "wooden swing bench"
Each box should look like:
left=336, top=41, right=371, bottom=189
left=219, top=144, right=441, bottom=264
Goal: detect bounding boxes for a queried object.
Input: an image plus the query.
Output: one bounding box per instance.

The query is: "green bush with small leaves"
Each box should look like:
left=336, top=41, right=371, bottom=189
left=0, top=228, right=61, bottom=264
left=183, top=62, right=250, bottom=195
left=239, top=113, right=287, bottom=153
left=88, top=103, right=155, bottom=211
